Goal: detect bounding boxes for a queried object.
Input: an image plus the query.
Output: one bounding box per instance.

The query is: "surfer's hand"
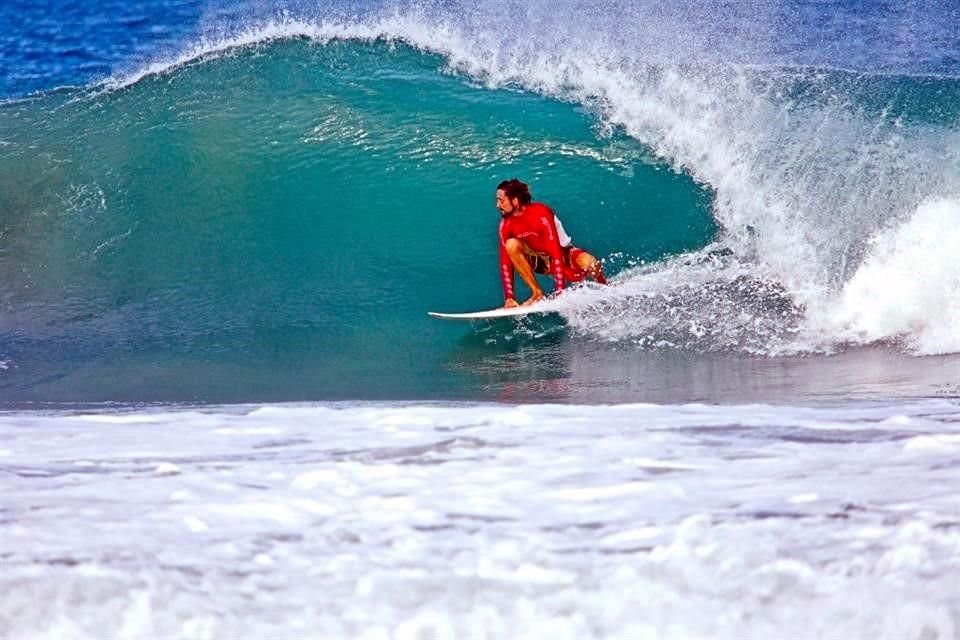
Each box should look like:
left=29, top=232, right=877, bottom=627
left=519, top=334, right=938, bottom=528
left=503, top=298, right=519, bottom=308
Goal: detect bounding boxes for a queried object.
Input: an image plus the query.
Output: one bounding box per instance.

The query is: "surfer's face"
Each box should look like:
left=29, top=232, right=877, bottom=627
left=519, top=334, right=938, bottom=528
left=496, top=189, right=518, bottom=215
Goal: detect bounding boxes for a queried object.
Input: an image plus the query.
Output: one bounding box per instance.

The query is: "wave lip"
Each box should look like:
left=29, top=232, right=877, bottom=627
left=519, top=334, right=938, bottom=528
left=99, top=13, right=467, bottom=92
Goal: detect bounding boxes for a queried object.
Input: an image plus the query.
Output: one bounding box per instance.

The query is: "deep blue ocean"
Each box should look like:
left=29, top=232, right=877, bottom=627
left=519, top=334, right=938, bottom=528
left=1, top=2, right=958, bottom=638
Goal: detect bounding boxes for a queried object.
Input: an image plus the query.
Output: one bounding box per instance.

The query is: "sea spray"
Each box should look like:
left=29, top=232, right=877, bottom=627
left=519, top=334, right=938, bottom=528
left=830, top=197, right=960, bottom=355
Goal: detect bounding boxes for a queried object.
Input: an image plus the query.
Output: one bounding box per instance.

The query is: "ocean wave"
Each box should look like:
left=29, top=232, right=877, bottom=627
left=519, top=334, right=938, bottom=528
left=1, top=15, right=957, bottom=407
left=88, top=13, right=960, bottom=356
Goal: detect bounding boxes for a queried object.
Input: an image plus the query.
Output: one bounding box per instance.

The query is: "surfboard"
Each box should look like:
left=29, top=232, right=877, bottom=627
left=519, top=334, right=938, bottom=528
left=428, top=304, right=557, bottom=321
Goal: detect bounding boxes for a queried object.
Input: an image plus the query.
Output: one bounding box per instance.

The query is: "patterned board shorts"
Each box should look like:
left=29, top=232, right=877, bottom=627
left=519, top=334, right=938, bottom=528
left=527, top=245, right=588, bottom=279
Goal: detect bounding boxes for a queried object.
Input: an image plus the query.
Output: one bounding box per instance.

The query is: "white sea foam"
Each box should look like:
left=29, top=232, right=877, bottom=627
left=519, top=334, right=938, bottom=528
left=1, top=401, right=958, bottom=639
left=828, top=197, right=960, bottom=355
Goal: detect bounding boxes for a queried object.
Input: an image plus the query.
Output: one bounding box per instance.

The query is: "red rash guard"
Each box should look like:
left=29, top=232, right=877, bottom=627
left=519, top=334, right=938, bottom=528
left=498, top=202, right=566, bottom=300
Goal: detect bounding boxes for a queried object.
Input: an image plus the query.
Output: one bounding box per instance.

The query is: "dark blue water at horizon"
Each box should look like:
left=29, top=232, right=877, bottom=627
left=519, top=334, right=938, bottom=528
left=2, top=0, right=206, bottom=97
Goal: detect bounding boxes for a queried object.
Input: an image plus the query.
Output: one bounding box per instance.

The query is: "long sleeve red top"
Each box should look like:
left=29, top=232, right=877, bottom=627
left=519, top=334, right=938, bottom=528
left=498, top=202, right=566, bottom=300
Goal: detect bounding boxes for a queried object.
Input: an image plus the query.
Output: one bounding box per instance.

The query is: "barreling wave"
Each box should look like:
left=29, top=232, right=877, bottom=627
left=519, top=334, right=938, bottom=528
left=0, top=7, right=958, bottom=401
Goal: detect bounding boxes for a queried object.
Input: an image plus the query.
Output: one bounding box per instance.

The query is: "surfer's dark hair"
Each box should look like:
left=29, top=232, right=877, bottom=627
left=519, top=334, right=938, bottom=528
left=497, top=178, right=532, bottom=205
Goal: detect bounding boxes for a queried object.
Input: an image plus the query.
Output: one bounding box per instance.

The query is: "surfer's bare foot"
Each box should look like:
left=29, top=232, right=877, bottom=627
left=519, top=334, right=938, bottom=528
left=523, top=291, right=544, bottom=306
left=590, top=263, right=607, bottom=285
left=503, top=298, right=519, bottom=308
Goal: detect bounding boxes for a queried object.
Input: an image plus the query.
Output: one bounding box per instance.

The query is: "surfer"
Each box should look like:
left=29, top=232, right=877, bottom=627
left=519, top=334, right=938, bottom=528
left=496, top=178, right=606, bottom=307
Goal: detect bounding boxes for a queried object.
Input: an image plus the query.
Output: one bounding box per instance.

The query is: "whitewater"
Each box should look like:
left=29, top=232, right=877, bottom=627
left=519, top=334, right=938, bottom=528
left=2, top=401, right=959, bottom=639
left=1, top=0, right=959, bottom=638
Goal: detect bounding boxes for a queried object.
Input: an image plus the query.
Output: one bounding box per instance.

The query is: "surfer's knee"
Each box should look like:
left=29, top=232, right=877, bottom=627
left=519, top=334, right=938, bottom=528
left=578, top=253, right=607, bottom=284
left=576, top=252, right=598, bottom=271
left=504, top=238, right=524, bottom=255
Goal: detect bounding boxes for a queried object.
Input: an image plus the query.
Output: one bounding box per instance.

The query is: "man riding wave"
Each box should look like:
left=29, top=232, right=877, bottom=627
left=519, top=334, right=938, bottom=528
left=496, top=179, right=606, bottom=308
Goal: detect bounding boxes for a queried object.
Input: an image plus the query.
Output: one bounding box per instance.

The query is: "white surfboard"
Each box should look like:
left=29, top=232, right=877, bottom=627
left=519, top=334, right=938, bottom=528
left=428, top=304, right=557, bottom=321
